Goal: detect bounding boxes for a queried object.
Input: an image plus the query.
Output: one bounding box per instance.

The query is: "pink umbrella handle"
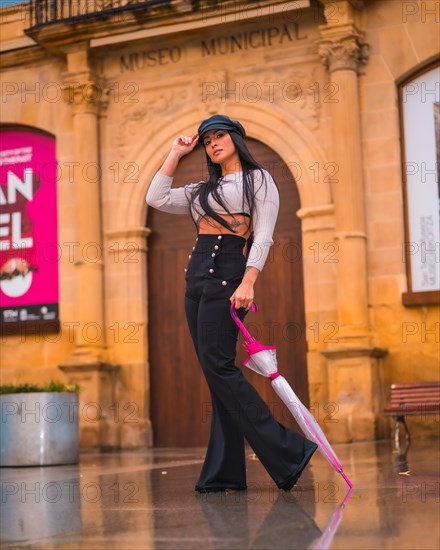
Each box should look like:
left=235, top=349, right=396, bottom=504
left=230, top=301, right=258, bottom=342
left=340, top=472, right=353, bottom=489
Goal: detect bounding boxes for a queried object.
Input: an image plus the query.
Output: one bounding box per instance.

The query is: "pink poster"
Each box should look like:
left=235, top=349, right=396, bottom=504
left=0, top=125, right=59, bottom=324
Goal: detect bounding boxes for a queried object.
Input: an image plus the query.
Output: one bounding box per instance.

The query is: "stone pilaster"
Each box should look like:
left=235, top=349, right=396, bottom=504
left=318, top=0, right=370, bottom=345
left=104, top=226, right=153, bottom=449
left=58, top=45, right=116, bottom=449
left=60, top=45, right=108, bottom=365
left=317, top=0, right=388, bottom=441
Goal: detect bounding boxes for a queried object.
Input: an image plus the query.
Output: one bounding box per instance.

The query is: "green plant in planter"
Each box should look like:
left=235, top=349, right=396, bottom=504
left=1, top=379, right=80, bottom=466
left=0, top=380, right=79, bottom=394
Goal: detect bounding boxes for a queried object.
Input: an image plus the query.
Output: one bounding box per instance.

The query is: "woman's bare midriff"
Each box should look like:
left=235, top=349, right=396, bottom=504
left=197, top=214, right=252, bottom=257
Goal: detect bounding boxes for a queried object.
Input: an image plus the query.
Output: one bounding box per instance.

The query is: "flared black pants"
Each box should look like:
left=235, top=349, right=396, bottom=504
left=184, top=234, right=317, bottom=491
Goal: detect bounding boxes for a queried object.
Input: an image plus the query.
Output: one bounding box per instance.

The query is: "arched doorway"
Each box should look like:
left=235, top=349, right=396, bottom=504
left=147, top=139, right=309, bottom=446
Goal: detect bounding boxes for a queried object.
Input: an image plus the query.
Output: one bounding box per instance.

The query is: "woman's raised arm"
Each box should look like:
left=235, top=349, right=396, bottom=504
left=146, top=134, right=199, bottom=214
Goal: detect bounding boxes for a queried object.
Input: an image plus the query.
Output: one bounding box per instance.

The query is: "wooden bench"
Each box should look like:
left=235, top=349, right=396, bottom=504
left=384, top=382, right=440, bottom=450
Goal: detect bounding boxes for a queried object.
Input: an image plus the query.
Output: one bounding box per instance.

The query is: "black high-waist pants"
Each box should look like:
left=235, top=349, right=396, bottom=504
left=184, top=234, right=317, bottom=491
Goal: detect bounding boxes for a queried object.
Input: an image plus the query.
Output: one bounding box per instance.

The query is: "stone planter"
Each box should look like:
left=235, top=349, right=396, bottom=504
left=0, top=392, right=79, bottom=466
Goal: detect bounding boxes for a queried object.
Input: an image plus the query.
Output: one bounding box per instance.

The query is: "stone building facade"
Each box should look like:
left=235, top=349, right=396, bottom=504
left=1, top=0, right=439, bottom=449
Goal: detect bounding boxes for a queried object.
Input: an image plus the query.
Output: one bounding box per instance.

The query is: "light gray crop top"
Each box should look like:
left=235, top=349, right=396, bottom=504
left=145, top=169, right=279, bottom=272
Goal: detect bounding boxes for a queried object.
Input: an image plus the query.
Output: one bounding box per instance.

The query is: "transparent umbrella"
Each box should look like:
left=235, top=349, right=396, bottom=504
left=231, top=303, right=352, bottom=489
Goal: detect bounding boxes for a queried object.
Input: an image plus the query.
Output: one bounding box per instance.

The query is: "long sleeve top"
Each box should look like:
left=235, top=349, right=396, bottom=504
left=146, top=169, right=279, bottom=272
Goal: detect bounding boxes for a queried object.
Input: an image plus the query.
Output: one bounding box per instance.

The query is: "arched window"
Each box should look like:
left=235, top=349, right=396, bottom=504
left=399, top=59, right=440, bottom=306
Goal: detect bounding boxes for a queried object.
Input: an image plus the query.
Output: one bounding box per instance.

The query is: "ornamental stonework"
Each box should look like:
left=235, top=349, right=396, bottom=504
left=61, top=74, right=110, bottom=116
left=115, top=86, right=191, bottom=157
left=207, top=65, right=322, bottom=130
left=318, top=34, right=369, bottom=74
left=260, top=67, right=321, bottom=129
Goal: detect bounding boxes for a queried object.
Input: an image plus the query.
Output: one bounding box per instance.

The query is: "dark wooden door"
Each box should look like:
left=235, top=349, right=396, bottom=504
left=147, top=140, right=309, bottom=446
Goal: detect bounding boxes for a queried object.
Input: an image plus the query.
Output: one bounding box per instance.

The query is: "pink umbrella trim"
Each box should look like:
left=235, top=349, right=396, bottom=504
left=243, top=341, right=277, bottom=366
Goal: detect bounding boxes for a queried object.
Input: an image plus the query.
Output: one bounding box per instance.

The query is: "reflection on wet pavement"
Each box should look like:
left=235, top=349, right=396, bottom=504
left=1, top=438, right=439, bottom=549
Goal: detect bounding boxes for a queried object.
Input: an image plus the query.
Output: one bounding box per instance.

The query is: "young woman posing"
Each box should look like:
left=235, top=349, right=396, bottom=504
left=146, top=114, right=317, bottom=492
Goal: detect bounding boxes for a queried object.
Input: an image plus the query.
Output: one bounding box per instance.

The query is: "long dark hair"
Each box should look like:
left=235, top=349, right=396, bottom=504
left=186, top=132, right=278, bottom=239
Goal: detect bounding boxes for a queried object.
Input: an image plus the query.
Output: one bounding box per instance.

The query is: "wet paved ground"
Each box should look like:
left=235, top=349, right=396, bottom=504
left=1, top=437, right=439, bottom=549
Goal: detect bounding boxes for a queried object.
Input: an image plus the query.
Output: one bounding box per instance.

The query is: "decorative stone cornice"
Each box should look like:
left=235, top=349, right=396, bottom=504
left=105, top=227, right=152, bottom=255
left=318, top=32, right=369, bottom=73
left=334, top=230, right=367, bottom=240
left=0, top=45, right=58, bottom=71
left=171, top=0, right=193, bottom=14
left=106, top=227, right=152, bottom=240
left=59, top=362, right=120, bottom=373
left=296, top=204, right=335, bottom=219
left=296, top=204, right=335, bottom=233
left=320, top=346, right=388, bottom=360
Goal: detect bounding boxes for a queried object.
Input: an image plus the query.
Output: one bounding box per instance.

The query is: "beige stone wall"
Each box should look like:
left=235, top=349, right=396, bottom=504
left=0, top=57, right=77, bottom=386
left=1, top=0, right=438, bottom=446
left=359, top=0, right=439, bottom=434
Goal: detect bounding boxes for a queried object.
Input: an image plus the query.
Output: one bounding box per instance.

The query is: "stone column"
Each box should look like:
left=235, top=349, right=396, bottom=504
left=58, top=45, right=119, bottom=449
left=104, top=227, right=153, bottom=449
left=60, top=46, right=108, bottom=364
left=317, top=0, right=388, bottom=441
left=318, top=0, right=370, bottom=346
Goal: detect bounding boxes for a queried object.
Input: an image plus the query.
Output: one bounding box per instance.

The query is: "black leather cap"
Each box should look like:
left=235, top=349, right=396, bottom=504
left=198, top=114, right=246, bottom=145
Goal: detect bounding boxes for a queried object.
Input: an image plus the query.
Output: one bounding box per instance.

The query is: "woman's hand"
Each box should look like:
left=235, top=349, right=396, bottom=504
left=171, top=134, right=199, bottom=157
left=230, top=280, right=255, bottom=311
left=159, top=134, right=198, bottom=176
left=230, top=267, right=259, bottom=311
